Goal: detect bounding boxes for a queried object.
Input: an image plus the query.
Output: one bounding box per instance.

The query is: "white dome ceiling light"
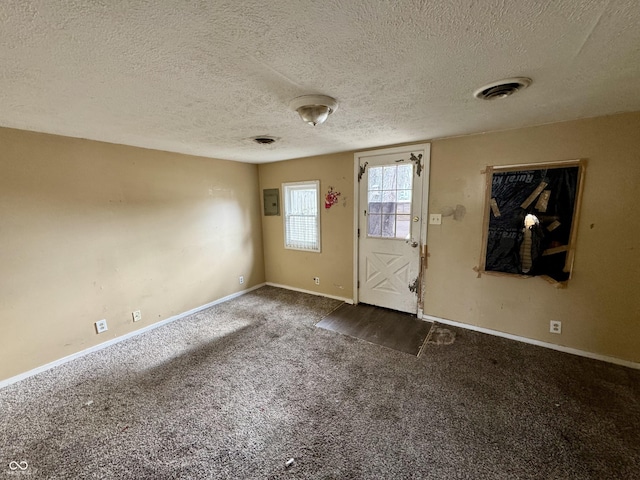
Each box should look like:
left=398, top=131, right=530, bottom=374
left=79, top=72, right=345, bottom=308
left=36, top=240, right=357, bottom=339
left=473, top=77, right=532, bottom=100
left=289, top=95, right=338, bottom=126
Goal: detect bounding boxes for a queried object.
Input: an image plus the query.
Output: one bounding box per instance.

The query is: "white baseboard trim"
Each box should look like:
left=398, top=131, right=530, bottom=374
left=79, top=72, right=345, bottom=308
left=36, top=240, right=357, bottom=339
left=265, top=282, right=354, bottom=304
left=0, top=283, right=266, bottom=390
left=422, top=314, right=640, bottom=370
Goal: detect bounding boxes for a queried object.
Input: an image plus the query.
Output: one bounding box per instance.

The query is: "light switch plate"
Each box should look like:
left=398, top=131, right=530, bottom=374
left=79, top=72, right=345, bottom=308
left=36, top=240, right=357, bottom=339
left=429, top=214, right=442, bottom=225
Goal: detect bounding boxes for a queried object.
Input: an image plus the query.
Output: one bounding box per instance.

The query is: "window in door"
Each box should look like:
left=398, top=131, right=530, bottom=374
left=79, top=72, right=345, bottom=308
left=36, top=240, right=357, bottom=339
left=283, top=180, right=320, bottom=252
left=367, top=164, right=413, bottom=239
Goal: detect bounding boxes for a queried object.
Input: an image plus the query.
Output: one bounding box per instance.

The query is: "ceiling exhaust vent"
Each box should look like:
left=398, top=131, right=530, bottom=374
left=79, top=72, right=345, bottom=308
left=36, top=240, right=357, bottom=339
left=473, top=77, right=532, bottom=100
left=253, top=136, right=276, bottom=145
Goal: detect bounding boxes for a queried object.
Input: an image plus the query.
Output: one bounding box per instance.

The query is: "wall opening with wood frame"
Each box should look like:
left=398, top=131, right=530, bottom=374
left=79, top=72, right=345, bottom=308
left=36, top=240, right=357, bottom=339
left=479, top=160, right=586, bottom=287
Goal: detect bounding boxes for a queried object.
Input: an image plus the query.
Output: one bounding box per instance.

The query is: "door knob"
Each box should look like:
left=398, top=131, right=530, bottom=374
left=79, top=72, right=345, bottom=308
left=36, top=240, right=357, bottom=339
left=413, top=216, right=419, bottom=222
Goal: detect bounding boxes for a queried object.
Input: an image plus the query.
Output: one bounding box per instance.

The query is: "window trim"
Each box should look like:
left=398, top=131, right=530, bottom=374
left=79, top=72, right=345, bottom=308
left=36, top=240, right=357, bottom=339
left=282, top=180, right=321, bottom=253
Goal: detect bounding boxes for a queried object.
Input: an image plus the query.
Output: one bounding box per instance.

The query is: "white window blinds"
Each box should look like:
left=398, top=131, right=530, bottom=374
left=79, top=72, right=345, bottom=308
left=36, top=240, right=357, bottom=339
left=283, top=181, right=320, bottom=252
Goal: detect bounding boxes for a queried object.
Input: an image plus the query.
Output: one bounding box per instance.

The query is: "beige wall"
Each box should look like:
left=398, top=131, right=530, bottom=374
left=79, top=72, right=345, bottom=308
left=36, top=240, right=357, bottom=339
left=425, top=112, right=640, bottom=363
left=258, top=152, right=354, bottom=300
left=3, top=112, right=638, bottom=382
left=0, top=128, right=265, bottom=381
left=258, top=112, right=640, bottom=364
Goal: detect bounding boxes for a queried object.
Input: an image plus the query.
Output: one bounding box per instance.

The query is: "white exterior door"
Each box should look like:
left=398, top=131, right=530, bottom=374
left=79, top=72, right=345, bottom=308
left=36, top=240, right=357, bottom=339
left=356, top=145, right=429, bottom=314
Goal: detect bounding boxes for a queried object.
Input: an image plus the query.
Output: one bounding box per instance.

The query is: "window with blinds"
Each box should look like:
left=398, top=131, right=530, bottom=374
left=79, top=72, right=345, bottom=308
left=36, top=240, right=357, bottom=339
left=283, top=181, right=320, bottom=252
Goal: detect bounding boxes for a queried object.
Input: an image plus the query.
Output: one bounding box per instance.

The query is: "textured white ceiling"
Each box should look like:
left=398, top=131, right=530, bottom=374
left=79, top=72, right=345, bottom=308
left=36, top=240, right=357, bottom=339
left=1, top=0, right=639, bottom=163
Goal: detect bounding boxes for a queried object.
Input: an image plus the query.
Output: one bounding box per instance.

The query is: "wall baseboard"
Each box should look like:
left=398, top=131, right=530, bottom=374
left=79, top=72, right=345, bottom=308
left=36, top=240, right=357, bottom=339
left=0, top=283, right=266, bottom=390
left=265, top=282, right=354, bottom=304
left=422, top=314, right=640, bottom=371
left=8, top=287, right=633, bottom=389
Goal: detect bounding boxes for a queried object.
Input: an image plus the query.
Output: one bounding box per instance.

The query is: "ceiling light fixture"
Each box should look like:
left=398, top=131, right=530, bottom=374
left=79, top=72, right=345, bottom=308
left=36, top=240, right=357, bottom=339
left=289, top=95, right=338, bottom=126
left=473, top=77, right=532, bottom=100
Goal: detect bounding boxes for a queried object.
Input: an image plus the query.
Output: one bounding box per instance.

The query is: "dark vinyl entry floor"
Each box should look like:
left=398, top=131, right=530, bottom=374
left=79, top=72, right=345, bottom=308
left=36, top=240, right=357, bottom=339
left=316, top=303, right=432, bottom=356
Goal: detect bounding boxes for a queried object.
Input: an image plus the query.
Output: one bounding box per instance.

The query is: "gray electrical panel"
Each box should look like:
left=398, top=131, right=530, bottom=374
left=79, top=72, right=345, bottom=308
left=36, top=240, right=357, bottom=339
left=263, top=188, right=280, bottom=216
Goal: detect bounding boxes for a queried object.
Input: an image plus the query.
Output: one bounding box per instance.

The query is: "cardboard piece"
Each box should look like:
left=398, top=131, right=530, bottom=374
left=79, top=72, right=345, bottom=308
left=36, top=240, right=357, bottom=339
left=489, top=198, right=501, bottom=217
left=521, top=181, right=549, bottom=209
left=542, top=245, right=569, bottom=256
left=547, top=220, right=561, bottom=232
left=535, top=190, right=551, bottom=212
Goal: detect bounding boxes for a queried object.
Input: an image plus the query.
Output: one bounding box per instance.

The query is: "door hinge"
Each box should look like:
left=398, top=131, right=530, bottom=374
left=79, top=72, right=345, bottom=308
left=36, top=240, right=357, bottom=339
left=358, top=280, right=360, bottom=288
left=357, top=228, right=360, bottom=238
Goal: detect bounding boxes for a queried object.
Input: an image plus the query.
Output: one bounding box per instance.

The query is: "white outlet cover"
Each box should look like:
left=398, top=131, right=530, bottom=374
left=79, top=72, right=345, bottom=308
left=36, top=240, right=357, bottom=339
left=95, top=319, right=108, bottom=334
left=132, top=310, right=142, bottom=322
left=239, top=275, right=244, bottom=284
left=550, top=321, right=562, bottom=334
left=429, top=214, right=442, bottom=225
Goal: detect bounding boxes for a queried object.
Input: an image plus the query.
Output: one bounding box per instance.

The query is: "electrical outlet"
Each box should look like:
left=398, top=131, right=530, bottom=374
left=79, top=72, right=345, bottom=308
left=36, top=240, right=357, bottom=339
left=550, top=320, right=562, bottom=334
left=429, top=214, right=442, bottom=225
left=95, top=319, right=108, bottom=334
left=239, top=275, right=244, bottom=285
left=314, top=277, right=320, bottom=285
left=132, top=310, right=142, bottom=322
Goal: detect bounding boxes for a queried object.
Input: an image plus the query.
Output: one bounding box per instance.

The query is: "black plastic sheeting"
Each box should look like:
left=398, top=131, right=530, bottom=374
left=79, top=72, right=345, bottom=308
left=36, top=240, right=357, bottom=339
left=485, top=166, right=579, bottom=281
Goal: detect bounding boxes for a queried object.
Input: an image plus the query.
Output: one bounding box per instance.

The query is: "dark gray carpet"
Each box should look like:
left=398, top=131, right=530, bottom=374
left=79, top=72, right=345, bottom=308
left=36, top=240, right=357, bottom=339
left=1, top=286, right=639, bottom=479
left=316, top=303, right=432, bottom=356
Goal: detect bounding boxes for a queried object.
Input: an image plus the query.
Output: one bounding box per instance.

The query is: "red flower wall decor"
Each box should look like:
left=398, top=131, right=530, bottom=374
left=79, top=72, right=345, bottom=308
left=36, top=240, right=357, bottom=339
left=325, top=186, right=341, bottom=209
